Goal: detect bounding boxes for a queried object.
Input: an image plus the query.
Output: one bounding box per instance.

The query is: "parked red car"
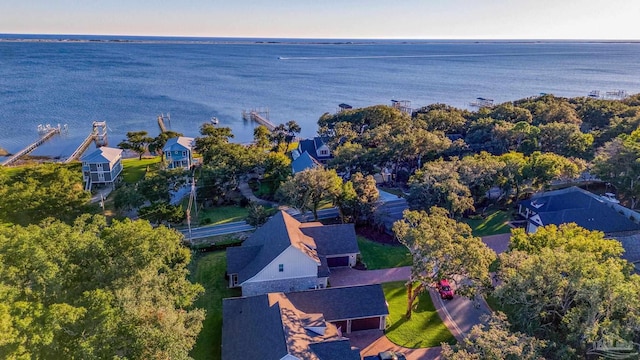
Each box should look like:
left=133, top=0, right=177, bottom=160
left=437, top=279, right=454, bottom=299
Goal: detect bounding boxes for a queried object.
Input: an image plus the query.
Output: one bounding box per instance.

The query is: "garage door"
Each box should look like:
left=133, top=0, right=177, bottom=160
left=327, top=256, right=349, bottom=267
left=351, top=317, right=381, bottom=331
left=333, top=320, right=348, bottom=333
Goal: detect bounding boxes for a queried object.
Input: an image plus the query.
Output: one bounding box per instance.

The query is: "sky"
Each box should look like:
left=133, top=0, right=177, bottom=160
left=2, top=0, right=640, bottom=40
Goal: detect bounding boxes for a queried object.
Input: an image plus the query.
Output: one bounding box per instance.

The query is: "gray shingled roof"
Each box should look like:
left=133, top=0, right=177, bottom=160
left=81, top=146, right=122, bottom=163
left=228, top=211, right=320, bottom=283
left=292, top=151, right=321, bottom=173
left=299, top=139, right=318, bottom=159
left=222, top=295, right=288, bottom=360
left=163, top=136, right=194, bottom=151
left=226, top=246, right=261, bottom=274
left=300, top=224, right=360, bottom=256
left=286, top=284, right=389, bottom=321
left=222, top=289, right=369, bottom=360
left=520, top=187, right=640, bottom=233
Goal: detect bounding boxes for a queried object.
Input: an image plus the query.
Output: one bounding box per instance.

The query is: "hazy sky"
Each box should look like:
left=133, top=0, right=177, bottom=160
left=2, top=0, right=639, bottom=39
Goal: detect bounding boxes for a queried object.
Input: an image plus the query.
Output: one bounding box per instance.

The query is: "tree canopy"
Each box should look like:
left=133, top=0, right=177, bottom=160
left=0, top=215, right=204, bottom=359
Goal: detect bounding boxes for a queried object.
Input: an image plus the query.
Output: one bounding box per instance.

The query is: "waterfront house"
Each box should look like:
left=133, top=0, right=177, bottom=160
left=222, top=284, right=388, bottom=360
left=163, top=136, right=194, bottom=170
left=291, top=150, right=322, bottom=174
left=81, top=146, right=123, bottom=191
left=226, top=211, right=359, bottom=296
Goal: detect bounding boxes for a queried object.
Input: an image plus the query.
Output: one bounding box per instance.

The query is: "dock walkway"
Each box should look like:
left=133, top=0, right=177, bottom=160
left=243, top=110, right=276, bottom=131
left=1, top=127, right=60, bottom=166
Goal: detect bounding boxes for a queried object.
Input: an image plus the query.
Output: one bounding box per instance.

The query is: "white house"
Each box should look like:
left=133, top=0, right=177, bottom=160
left=163, top=136, right=194, bottom=170
left=226, top=211, right=360, bottom=296
left=81, top=146, right=123, bottom=191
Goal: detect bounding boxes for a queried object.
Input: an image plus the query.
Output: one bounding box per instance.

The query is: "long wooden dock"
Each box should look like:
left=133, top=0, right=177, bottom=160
left=64, top=121, right=109, bottom=163
left=64, top=132, right=96, bottom=164
left=157, top=114, right=169, bottom=133
left=242, top=109, right=275, bottom=131
left=1, top=126, right=61, bottom=166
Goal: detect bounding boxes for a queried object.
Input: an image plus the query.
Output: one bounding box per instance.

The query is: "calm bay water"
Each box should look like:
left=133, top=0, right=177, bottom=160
left=1, top=36, right=639, bottom=158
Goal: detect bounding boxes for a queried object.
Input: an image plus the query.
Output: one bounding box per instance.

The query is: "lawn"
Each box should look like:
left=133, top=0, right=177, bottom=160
left=121, top=157, right=161, bottom=183
left=463, top=209, right=512, bottom=237
left=357, top=236, right=411, bottom=270
left=383, top=281, right=456, bottom=348
left=195, top=205, right=249, bottom=226
left=189, top=251, right=241, bottom=360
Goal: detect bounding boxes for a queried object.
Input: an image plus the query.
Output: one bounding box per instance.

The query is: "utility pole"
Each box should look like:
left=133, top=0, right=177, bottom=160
left=186, top=176, right=197, bottom=243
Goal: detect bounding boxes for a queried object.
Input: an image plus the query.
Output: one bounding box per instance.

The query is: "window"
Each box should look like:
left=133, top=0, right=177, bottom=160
left=182, top=151, right=186, bottom=157
left=231, top=274, right=238, bottom=286
left=320, top=150, right=328, bottom=155
left=278, top=264, right=284, bottom=272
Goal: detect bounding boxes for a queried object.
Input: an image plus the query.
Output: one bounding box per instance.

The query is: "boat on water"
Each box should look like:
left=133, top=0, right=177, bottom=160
left=211, top=116, right=219, bottom=125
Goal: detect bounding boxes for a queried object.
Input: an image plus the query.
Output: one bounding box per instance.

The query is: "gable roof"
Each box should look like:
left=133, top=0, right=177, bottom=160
left=227, top=211, right=320, bottom=283
left=520, top=187, right=640, bottom=234
left=286, top=284, right=389, bottom=322
left=163, top=136, right=194, bottom=151
left=299, top=224, right=360, bottom=256
left=222, top=285, right=385, bottom=360
left=292, top=151, right=322, bottom=173
left=298, top=139, right=318, bottom=158
left=81, top=146, right=122, bottom=163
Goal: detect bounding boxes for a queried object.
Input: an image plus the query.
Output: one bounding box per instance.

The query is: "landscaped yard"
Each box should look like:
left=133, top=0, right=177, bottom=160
left=121, top=157, right=161, bottom=183
left=383, top=281, right=456, bottom=348
left=463, top=209, right=513, bottom=237
left=189, top=251, right=241, bottom=360
left=357, top=236, right=411, bottom=270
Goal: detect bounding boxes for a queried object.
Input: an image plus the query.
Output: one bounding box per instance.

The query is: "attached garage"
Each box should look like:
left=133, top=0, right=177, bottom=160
left=327, top=256, right=350, bottom=267
left=351, top=317, right=383, bottom=331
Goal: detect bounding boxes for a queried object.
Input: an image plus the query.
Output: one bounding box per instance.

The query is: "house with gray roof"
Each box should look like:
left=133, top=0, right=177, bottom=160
left=291, top=150, right=322, bottom=174
left=292, top=137, right=332, bottom=164
left=226, top=211, right=359, bottom=296
left=519, top=186, right=640, bottom=272
left=222, top=284, right=388, bottom=360
left=81, top=146, right=123, bottom=191
left=163, top=136, right=194, bottom=170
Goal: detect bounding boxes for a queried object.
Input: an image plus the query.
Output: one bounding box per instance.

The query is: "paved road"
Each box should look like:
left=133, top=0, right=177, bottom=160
left=179, top=221, right=254, bottom=239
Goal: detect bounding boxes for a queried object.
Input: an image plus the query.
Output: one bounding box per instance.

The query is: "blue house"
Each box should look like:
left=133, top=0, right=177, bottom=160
left=163, top=136, right=194, bottom=170
left=81, top=146, right=123, bottom=191
left=292, top=137, right=332, bottom=164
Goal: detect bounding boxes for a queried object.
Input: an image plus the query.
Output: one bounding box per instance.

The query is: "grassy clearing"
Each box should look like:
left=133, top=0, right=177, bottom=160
left=196, top=205, right=249, bottom=226
left=357, top=236, right=411, bottom=270
left=189, top=251, right=241, bottom=360
left=383, top=281, right=456, bottom=348
left=463, top=209, right=512, bottom=237
left=121, top=157, right=161, bottom=183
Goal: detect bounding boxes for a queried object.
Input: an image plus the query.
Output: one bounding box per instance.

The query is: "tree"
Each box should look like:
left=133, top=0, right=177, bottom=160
left=149, top=130, right=183, bottom=160
left=277, top=167, right=343, bottom=220
left=261, top=152, right=291, bottom=193
left=592, top=129, right=640, bottom=208
left=0, top=215, right=204, bottom=359
left=284, top=120, right=302, bottom=149
left=537, top=122, right=593, bottom=158
left=194, top=124, right=234, bottom=164
left=441, top=312, right=547, bottom=360
left=495, top=225, right=640, bottom=358
left=118, top=131, right=154, bottom=160
left=458, top=152, right=505, bottom=204
left=112, top=182, right=145, bottom=212
left=246, top=202, right=269, bottom=227
left=392, top=208, right=496, bottom=318
left=252, top=125, right=272, bottom=150
left=407, top=159, right=474, bottom=218
left=522, top=152, right=583, bottom=190
left=498, top=151, right=528, bottom=201
left=0, top=164, right=92, bottom=225
left=138, top=201, right=185, bottom=225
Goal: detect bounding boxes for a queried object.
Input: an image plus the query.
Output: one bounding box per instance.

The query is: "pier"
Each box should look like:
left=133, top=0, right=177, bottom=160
left=64, top=121, right=108, bottom=163
left=242, top=108, right=275, bottom=131
left=157, top=113, right=170, bottom=133
left=1, top=125, right=62, bottom=166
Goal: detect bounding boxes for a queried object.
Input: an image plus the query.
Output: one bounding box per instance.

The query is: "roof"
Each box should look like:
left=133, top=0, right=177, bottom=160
left=298, top=139, right=318, bottom=159
left=610, top=233, right=640, bottom=270
left=227, top=211, right=320, bottom=283
left=300, top=224, right=360, bottom=256
left=338, top=103, right=353, bottom=109
left=163, top=136, right=194, bottom=151
left=520, top=187, right=640, bottom=234
left=292, top=151, right=322, bottom=173
left=222, top=288, right=369, bottom=360
left=286, top=284, right=389, bottom=321
left=81, top=146, right=122, bottom=163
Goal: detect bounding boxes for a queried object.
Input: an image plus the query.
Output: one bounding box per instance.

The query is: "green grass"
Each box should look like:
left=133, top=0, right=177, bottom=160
left=189, top=251, right=241, bottom=360
left=196, top=205, right=249, bottom=226
left=383, top=281, right=456, bottom=348
left=121, top=157, right=161, bottom=183
left=357, top=236, right=411, bottom=270
left=463, top=209, right=512, bottom=237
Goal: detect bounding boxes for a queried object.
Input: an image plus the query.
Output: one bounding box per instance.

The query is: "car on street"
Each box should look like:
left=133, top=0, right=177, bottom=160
left=437, top=279, right=454, bottom=299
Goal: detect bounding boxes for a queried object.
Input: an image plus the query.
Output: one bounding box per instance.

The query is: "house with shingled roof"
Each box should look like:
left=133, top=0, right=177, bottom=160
left=292, top=137, right=332, bottom=164
left=163, top=136, right=194, bottom=170
left=81, top=146, right=123, bottom=191
left=226, top=211, right=359, bottom=296
left=519, top=186, right=640, bottom=272
left=291, top=150, right=322, bottom=174
left=222, top=284, right=388, bottom=360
